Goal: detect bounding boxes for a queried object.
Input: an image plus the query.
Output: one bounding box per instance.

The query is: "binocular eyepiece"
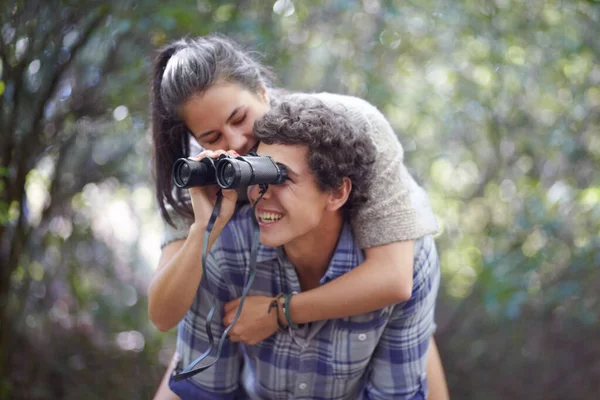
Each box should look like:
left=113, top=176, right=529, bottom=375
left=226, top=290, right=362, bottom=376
left=172, top=153, right=288, bottom=189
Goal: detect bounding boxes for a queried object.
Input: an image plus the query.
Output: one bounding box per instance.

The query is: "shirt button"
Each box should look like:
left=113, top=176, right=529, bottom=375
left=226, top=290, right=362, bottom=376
left=358, top=333, right=367, bottom=341
left=298, top=383, right=307, bottom=390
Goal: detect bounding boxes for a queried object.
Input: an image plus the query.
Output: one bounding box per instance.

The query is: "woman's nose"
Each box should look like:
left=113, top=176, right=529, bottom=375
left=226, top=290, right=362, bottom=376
left=223, top=127, right=249, bottom=153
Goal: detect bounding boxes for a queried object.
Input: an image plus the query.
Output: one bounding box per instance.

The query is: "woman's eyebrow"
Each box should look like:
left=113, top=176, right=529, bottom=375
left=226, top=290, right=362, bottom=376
left=198, top=106, right=243, bottom=138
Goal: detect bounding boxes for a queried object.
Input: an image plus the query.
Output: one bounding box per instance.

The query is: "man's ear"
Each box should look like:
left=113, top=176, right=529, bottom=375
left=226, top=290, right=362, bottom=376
left=327, top=177, right=352, bottom=212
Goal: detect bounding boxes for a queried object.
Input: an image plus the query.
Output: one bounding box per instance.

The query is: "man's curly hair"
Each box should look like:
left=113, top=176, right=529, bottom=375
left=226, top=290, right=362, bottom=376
left=253, top=98, right=376, bottom=211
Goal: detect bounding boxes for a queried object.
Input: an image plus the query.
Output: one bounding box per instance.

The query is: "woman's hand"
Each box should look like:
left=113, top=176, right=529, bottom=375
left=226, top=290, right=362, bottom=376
left=223, top=296, right=280, bottom=345
left=189, top=150, right=239, bottom=230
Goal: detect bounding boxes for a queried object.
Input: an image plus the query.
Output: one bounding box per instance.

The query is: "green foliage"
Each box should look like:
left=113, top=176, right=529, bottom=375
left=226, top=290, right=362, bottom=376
left=1, top=0, right=599, bottom=399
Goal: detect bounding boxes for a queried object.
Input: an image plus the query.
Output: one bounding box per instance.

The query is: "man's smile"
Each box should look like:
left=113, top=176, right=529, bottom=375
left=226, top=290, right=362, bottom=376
left=256, top=208, right=284, bottom=225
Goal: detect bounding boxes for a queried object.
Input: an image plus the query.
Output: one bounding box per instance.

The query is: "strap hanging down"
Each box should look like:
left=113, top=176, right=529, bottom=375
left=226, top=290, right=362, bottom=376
left=174, top=185, right=268, bottom=381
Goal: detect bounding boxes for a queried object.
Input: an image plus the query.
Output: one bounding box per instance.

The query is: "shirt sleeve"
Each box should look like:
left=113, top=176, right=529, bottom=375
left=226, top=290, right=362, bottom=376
left=171, top=237, right=244, bottom=399
left=160, top=204, right=193, bottom=249
left=363, top=235, right=440, bottom=399
left=350, top=100, right=439, bottom=248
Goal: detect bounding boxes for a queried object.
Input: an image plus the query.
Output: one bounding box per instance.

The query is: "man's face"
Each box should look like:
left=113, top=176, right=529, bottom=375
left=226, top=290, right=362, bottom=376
left=247, top=143, right=332, bottom=248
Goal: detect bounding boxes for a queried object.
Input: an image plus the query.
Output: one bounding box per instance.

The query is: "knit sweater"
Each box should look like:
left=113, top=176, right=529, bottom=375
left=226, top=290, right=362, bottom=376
left=160, top=92, right=438, bottom=249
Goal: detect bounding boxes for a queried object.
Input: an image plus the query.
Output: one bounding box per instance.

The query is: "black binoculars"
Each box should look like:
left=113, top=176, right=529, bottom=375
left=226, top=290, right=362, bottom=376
left=172, top=153, right=288, bottom=189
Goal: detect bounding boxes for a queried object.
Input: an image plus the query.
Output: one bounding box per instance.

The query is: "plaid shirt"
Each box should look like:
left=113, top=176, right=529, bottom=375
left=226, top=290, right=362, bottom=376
left=172, top=205, right=439, bottom=399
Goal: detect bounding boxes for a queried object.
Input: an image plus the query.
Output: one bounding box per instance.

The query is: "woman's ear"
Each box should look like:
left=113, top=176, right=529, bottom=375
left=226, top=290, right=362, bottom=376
left=327, top=177, right=352, bottom=212
left=258, top=84, right=269, bottom=104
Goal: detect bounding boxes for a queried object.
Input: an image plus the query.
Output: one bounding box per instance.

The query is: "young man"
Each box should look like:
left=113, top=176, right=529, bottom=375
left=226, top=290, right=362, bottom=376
left=169, top=99, right=440, bottom=399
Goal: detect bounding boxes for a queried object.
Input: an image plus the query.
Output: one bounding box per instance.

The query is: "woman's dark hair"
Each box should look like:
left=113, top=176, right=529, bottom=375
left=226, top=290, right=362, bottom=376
left=151, top=34, right=273, bottom=226
left=254, top=98, right=376, bottom=211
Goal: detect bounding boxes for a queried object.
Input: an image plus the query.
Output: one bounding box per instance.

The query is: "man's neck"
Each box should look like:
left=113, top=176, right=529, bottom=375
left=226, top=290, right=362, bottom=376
left=283, top=211, right=344, bottom=291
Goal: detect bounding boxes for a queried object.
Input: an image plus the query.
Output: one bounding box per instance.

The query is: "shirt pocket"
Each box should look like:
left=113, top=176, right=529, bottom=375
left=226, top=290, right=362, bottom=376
left=329, top=324, right=382, bottom=380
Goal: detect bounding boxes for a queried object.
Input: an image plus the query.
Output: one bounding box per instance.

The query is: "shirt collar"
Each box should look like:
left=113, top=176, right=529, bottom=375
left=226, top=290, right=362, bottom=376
left=256, top=245, right=278, bottom=263
left=320, top=219, right=364, bottom=285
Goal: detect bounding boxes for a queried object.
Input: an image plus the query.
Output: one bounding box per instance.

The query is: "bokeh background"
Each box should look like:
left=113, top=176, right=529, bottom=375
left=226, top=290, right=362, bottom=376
left=1, top=0, right=599, bottom=399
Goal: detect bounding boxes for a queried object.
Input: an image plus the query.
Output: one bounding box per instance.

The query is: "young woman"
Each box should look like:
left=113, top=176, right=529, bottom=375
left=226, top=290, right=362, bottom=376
left=148, top=35, right=449, bottom=400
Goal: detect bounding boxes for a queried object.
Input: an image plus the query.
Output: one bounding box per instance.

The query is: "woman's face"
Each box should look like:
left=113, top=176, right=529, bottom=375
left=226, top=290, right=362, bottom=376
left=180, top=81, right=271, bottom=155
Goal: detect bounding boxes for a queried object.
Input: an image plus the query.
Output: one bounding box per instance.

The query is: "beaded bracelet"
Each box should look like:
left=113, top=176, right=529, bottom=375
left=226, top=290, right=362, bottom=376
left=282, top=293, right=299, bottom=330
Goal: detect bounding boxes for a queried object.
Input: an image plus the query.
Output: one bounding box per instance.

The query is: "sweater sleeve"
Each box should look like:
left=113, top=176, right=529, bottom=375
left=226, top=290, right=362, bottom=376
left=351, top=99, right=438, bottom=248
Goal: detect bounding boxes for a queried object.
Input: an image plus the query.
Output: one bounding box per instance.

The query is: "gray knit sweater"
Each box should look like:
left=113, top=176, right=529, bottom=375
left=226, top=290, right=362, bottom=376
left=161, top=92, right=438, bottom=249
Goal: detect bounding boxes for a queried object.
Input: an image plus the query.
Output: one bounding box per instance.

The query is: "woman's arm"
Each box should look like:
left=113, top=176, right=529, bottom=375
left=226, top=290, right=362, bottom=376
left=427, top=337, right=450, bottom=400
left=288, top=241, right=413, bottom=322
left=148, top=151, right=239, bottom=332
left=147, top=224, right=207, bottom=332
left=222, top=241, right=413, bottom=344
left=148, top=204, right=238, bottom=331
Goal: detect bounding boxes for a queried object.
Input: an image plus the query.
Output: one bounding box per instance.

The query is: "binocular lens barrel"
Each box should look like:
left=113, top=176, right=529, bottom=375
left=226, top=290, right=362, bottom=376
left=216, top=156, right=287, bottom=189
left=172, top=158, right=216, bottom=188
left=216, top=159, right=252, bottom=189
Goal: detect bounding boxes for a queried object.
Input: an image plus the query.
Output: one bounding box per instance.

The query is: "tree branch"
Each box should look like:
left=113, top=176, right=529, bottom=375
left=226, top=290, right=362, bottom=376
left=39, top=128, right=76, bottom=224
left=11, top=11, right=108, bottom=203
left=3, top=10, right=108, bottom=325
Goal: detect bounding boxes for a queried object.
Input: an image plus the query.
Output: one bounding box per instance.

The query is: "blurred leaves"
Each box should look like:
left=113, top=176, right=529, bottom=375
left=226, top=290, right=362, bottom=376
left=1, top=0, right=599, bottom=399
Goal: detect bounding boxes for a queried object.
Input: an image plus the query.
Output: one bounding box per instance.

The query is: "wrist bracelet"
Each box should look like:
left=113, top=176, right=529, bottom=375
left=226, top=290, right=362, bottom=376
left=268, top=293, right=286, bottom=331
left=282, top=293, right=299, bottom=329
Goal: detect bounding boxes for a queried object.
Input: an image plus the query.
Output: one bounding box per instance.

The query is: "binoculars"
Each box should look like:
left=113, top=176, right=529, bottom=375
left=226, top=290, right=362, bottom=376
left=172, top=153, right=288, bottom=189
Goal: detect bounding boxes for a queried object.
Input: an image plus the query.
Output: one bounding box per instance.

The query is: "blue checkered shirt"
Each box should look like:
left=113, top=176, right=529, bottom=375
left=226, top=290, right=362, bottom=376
left=173, top=205, right=440, bottom=399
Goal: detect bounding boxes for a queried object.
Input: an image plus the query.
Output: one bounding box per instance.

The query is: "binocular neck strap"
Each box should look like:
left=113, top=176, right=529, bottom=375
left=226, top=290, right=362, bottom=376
left=174, top=185, right=268, bottom=381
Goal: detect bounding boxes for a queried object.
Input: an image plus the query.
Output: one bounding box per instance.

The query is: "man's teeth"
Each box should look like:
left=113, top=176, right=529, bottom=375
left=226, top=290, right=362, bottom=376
left=258, top=212, right=283, bottom=222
